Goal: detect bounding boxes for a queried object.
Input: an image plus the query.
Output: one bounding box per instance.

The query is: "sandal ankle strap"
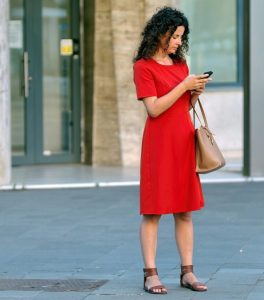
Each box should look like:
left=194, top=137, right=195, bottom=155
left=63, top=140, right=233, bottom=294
left=181, top=265, right=193, bottom=275
left=143, top=268, right=158, bottom=278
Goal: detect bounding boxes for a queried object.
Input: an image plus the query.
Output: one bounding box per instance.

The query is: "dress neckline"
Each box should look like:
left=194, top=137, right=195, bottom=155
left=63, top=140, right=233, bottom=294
left=149, top=58, right=177, bottom=67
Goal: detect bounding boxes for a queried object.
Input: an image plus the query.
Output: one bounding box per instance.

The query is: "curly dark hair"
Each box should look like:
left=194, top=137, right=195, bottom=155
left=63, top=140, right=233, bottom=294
left=133, top=6, right=189, bottom=62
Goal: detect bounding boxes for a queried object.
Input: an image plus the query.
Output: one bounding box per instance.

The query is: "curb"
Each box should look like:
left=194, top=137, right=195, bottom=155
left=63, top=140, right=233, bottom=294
left=0, top=177, right=264, bottom=191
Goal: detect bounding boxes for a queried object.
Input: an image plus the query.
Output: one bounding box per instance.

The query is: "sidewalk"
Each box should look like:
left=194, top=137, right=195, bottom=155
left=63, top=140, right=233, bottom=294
left=0, top=182, right=264, bottom=299
left=3, top=162, right=262, bottom=191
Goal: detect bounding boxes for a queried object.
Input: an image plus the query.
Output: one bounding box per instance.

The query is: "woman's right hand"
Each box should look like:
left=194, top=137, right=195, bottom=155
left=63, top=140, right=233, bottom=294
left=182, top=74, right=211, bottom=91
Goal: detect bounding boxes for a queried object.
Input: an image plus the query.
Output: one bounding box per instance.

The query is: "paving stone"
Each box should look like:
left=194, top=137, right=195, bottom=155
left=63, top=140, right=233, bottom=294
left=0, top=290, right=41, bottom=298
left=34, top=292, right=90, bottom=300
left=246, top=285, right=264, bottom=300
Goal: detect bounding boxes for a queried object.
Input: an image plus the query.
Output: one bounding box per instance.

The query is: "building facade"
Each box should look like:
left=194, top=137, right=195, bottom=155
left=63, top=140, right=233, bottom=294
left=0, top=0, right=263, bottom=184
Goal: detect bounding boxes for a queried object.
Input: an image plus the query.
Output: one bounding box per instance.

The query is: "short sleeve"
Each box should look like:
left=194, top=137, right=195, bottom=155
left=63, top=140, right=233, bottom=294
left=133, top=61, right=157, bottom=100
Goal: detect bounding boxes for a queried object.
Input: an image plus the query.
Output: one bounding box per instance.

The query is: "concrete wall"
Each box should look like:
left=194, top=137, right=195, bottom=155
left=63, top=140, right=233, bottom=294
left=249, top=0, right=264, bottom=176
left=200, top=89, right=243, bottom=164
left=0, top=0, right=11, bottom=184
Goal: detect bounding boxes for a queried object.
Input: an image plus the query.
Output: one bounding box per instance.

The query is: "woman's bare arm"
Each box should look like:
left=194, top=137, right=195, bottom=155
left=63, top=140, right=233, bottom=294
left=143, top=75, right=210, bottom=118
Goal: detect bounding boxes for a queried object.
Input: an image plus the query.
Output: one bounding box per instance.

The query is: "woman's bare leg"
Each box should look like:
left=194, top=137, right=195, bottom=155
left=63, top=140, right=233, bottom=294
left=173, top=212, right=207, bottom=290
left=140, top=214, right=167, bottom=293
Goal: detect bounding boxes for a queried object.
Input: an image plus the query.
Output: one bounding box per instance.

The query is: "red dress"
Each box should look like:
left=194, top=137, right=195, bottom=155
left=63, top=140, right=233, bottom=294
left=133, top=58, right=205, bottom=215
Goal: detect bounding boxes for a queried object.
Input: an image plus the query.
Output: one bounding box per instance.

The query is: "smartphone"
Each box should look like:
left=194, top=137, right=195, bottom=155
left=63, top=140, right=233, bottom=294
left=203, top=71, right=213, bottom=77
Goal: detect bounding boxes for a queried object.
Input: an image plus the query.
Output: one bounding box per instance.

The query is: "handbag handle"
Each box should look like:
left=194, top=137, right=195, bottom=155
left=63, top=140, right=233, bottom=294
left=191, top=98, right=209, bottom=128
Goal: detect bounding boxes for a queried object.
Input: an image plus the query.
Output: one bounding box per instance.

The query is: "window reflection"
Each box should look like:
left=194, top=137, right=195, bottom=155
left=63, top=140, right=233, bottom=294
left=10, top=0, right=25, bottom=156
left=42, top=0, right=72, bottom=155
left=177, top=0, right=237, bottom=83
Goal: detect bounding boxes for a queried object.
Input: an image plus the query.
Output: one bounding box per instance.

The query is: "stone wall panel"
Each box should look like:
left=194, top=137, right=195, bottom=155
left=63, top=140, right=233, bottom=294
left=110, top=0, right=146, bottom=166
left=0, top=0, right=11, bottom=184
left=93, top=0, right=122, bottom=165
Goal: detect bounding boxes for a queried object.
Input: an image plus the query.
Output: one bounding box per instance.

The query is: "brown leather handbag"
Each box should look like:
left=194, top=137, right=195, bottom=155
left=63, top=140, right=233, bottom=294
left=191, top=98, right=226, bottom=174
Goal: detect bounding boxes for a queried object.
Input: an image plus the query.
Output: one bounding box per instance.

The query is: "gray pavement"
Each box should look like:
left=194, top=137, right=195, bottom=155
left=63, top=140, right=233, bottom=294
left=0, top=182, right=263, bottom=299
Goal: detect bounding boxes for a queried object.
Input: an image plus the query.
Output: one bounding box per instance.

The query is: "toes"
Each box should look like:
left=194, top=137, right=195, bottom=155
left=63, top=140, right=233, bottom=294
left=197, top=285, right=207, bottom=291
left=155, top=289, right=161, bottom=293
left=153, top=288, right=166, bottom=293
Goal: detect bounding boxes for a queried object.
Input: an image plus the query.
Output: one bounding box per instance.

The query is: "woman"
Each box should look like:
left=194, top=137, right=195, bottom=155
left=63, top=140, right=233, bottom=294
left=133, top=7, right=211, bottom=295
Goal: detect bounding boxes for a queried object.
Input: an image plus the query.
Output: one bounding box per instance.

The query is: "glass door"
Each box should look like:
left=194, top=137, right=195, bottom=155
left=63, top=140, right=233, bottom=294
left=10, top=0, right=80, bottom=165
left=10, top=0, right=27, bottom=160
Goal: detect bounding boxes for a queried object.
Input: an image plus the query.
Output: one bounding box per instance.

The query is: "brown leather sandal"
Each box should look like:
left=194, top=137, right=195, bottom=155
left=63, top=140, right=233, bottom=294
left=180, top=265, right=207, bottom=292
left=143, top=268, right=167, bottom=294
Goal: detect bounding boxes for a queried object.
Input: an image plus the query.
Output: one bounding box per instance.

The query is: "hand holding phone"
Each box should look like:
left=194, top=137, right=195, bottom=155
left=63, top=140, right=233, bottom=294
left=192, top=71, right=213, bottom=93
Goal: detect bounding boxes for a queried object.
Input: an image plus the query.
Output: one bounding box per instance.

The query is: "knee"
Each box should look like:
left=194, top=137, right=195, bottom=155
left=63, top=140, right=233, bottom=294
left=143, top=214, right=161, bottom=224
left=174, top=212, right=192, bottom=223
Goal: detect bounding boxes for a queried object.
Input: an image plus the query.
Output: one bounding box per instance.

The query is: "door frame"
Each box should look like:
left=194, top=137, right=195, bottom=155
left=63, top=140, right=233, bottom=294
left=12, top=0, right=81, bottom=165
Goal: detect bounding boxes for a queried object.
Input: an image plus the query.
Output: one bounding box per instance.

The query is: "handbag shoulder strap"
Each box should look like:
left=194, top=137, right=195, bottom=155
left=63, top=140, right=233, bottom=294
left=191, top=98, right=209, bottom=128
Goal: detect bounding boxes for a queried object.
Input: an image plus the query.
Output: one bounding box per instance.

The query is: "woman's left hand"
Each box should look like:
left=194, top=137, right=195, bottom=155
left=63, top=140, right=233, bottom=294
left=192, top=84, right=205, bottom=95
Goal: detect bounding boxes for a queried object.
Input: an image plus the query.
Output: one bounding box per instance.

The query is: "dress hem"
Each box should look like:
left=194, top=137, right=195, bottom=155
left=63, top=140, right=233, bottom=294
left=140, top=205, right=205, bottom=215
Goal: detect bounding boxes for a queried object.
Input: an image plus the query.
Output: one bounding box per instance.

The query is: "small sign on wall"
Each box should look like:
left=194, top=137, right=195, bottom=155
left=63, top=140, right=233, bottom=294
left=9, top=20, right=23, bottom=49
left=60, top=39, right=73, bottom=56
